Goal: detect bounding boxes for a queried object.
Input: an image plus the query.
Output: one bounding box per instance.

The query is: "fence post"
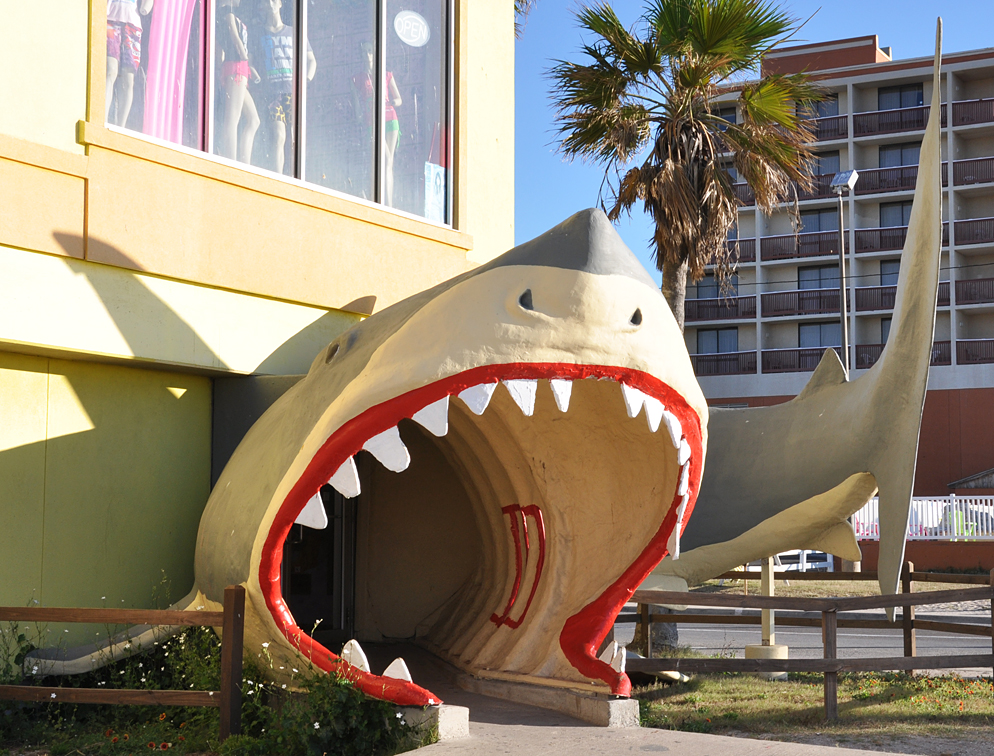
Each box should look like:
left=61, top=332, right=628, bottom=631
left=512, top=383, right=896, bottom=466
left=989, top=570, right=994, bottom=682
left=902, top=561, right=916, bottom=659
left=822, top=609, right=838, bottom=721
left=640, top=603, right=652, bottom=658
left=220, top=585, right=245, bottom=742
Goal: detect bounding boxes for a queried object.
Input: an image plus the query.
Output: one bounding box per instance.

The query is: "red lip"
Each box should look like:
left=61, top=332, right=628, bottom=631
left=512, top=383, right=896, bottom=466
left=258, top=362, right=702, bottom=705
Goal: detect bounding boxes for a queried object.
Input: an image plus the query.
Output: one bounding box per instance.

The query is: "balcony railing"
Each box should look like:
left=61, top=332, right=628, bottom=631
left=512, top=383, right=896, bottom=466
left=855, top=282, right=949, bottom=311
left=952, top=98, right=994, bottom=127
left=954, top=217, right=994, bottom=247
left=855, top=341, right=951, bottom=369
left=685, top=295, right=757, bottom=321
left=761, top=230, right=838, bottom=261
left=728, top=238, right=756, bottom=263
left=855, top=222, right=949, bottom=253
left=762, top=346, right=843, bottom=373
left=761, top=287, right=847, bottom=317
left=853, top=104, right=946, bottom=137
left=957, top=339, right=994, bottom=365
left=691, top=351, right=757, bottom=376
left=955, top=277, right=994, bottom=305
left=953, top=157, right=994, bottom=187
left=855, top=163, right=948, bottom=195
left=796, top=173, right=836, bottom=201
left=811, top=115, right=848, bottom=141
left=733, top=183, right=755, bottom=206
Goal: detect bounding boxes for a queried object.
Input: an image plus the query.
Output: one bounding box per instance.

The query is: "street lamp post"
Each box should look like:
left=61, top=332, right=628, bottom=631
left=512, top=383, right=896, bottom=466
left=830, top=170, right=859, bottom=376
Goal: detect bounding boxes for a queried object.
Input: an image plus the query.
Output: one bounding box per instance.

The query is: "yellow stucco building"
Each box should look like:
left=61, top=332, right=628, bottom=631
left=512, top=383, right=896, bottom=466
left=0, top=0, right=514, bottom=642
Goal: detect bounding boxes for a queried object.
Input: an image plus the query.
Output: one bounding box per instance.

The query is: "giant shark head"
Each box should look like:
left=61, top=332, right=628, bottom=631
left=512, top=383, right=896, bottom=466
left=192, top=209, right=708, bottom=705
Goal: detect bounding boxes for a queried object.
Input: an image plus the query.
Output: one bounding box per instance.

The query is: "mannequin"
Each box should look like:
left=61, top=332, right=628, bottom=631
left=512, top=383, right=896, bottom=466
left=254, top=0, right=316, bottom=175
left=217, top=0, right=260, bottom=163
left=106, top=0, right=154, bottom=127
left=353, top=42, right=402, bottom=206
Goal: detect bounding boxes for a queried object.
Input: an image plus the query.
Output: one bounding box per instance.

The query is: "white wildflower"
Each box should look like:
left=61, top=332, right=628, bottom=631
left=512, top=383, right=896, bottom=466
left=313, top=722, right=320, bottom=730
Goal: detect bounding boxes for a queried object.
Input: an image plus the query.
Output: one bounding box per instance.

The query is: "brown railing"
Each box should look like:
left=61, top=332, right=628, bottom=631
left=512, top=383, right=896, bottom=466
left=626, top=566, right=994, bottom=722
left=952, top=98, right=994, bottom=127
left=685, top=295, right=756, bottom=321
left=761, top=288, right=846, bottom=317
left=733, top=182, right=754, bottom=205
left=853, top=104, right=946, bottom=136
left=956, top=277, right=994, bottom=305
left=954, top=217, right=994, bottom=247
left=728, top=238, right=756, bottom=263
left=854, top=341, right=951, bottom=368
left=953, top=157, right=994, bottom=186
left=761, top=230, right=838, bottom=261
left=690, top=351, right=757, bottom=376
left=797, top=173, right=836, bottom=200
left=957, top=339, right=994, bottom=364
left=0, top=586, right=245, bottom=742
left=762, top=346, right=843, bottom=373
left=812, top=115, right=848, bottom=141
left=855, top=222, right=949, bottom=253
left=855, top=163, right=948, bottom=195
left=855, top=283, right=949, bottom=310
left=939, top=280, right=950, bottom=306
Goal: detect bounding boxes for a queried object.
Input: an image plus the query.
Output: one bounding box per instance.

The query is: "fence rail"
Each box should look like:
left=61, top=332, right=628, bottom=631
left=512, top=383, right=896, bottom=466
left=852, top=496, right=994, bottom=540
left=627, top=565, right=994, bottom=721
left=0, top=586, right=245, bottom=742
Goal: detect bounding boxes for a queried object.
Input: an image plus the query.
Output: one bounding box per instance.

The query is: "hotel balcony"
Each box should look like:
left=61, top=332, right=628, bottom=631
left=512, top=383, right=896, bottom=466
left=854, top=341, right=952, bottom=369
left=855, top=222, right=949, bottom=253
left=761, top=288, right=847, bottom=318
left=811, top=115, right=848, bottom=141
left=952, top=98, right=994, bottom=127
left=761, top=230, right=839, bottom=261
left=685, top=295, right=757, bottom=322
left=855, top=163, right=949, bottom=194
left=761, top=346, right=843, bottom=373
left=954, top=217, right=994, bottom=247
left=854, top=282, right=950, bottom=312
left=853, top=104, right=946, bottom=137
left=956, top=277, right=994, bottom=305
left=957, top=339, right=994, bottom=364
left=691, top=351, right=757, bottom=376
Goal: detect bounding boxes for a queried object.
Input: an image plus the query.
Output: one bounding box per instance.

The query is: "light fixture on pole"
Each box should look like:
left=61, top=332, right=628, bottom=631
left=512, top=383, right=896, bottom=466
left=830, top=169, right=859, bottom=375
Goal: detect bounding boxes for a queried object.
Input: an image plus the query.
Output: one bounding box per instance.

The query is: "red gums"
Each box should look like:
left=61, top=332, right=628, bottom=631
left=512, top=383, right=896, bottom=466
left=491, top=505, right=546, bottom=629
left=258, top=362, right=701, bottom=706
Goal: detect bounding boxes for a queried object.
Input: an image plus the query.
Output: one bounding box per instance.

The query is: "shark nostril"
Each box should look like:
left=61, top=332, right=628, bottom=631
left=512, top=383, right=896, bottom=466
left=325, top=343, right=340, bottom=364
left=630, top=308, right=642, bottom=326
left=518, top=289, right=534, bottom=311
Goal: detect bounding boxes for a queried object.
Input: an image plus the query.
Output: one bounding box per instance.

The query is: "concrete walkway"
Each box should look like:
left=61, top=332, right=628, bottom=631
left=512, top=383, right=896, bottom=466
left=366, top=644, right=917, bottom=756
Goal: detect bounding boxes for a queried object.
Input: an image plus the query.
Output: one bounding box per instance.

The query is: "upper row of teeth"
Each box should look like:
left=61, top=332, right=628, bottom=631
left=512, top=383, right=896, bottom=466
left=294, top=379, right=692, bottom=533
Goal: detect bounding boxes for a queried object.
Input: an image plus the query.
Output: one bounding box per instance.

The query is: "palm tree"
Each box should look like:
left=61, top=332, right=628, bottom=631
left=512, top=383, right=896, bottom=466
left=549, top=0, right=823, bottom=330
left=515, top=0, right=537, bottom=38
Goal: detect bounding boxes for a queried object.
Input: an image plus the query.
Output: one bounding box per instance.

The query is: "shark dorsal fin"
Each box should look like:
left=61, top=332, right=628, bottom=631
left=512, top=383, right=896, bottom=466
left=796, top=348, right=847, bottom=401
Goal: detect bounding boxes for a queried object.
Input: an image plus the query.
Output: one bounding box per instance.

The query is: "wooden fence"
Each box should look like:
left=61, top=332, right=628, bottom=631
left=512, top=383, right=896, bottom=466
left=0, top=585, right=245, bottom=741
left=626, top=566, right=994, bottom=721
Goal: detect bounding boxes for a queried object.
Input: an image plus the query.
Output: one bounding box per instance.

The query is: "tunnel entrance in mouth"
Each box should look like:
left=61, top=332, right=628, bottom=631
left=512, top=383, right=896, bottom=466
left=281, top=485, right=357, bottom=650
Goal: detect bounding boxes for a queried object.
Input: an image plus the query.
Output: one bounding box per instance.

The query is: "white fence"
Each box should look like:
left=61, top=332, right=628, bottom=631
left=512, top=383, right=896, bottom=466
left=853, top=495, right=994, bottom=541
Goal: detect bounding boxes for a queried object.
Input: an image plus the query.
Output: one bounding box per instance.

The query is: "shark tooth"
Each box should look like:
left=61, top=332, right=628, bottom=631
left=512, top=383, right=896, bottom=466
left=362, top=427, right=410, bottom=472
left=549, top=379, right=572, bottom=412
left=329, top=457, right=361, bottom=498
left=678, top=438, right=691, bottom=466
left=412, top=396, right=449, bottom=437
left=295, top=492, right=328, bottom=530
left=620, top=383, right=646, bottom=418
left=667, top=525, right=680, bottom=560
left=341, top=639, right=369, bottom=673
left=678, top=463, right=690, bottom=497
left=644, top=395, right=664, bottom=432
left=458, top=382, right=497, bottom=415
left=503, top=379, right=537, bottom=416
left=598, top=640, right=619, bottom=664
left=660, top=410, right=682, bottom=449
left=382, top=657, right=413, bottom=682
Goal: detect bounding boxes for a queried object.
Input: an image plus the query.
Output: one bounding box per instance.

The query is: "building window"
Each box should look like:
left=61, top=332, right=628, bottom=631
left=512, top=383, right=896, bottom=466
left=717, top=106, right=736, bottom=131
left=879, top=142, right=921, bottom=168
left=880, top=260, right=900, bottom=286
left=812, top=151, right=840, bottom=176
left=104, top=0, right=452, bottom=223
left=800, top=94, right=839, bottom=119
left=879, top=200, right=913, bottom=227
left=878, top=83, right=923, bottom=111
left=798, top=264, right=839, bottom=290
left=799, top=209, right=838, bottom=233
left=696, top=273, right=738, bottom=299
left=698, top=328, right=738, bottom=354
left=799, top=321, right=841, bottom=349
left=881, top=317, right=892, bottom=343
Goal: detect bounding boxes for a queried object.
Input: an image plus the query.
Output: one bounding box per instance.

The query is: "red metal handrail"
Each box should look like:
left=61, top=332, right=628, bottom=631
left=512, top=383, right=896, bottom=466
left=691, top=351, right=757, bottom=376
left=685, top=295, right=757, bottom=322
left=952, top=98, right=994, bottom=127
left=853, top=104, right=946, bottom=136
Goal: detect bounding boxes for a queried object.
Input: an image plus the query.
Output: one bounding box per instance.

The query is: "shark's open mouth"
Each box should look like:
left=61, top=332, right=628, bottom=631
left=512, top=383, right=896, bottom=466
left=257, top=362, right=702, bottom=706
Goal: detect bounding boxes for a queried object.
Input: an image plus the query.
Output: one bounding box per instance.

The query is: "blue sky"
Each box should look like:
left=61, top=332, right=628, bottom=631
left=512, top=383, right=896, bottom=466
left=514, top=1, right=993, bottom=285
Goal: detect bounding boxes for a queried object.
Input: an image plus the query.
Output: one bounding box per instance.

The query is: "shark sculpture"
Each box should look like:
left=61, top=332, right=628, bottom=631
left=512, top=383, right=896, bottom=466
left=645, top=23, right=945, bottom=603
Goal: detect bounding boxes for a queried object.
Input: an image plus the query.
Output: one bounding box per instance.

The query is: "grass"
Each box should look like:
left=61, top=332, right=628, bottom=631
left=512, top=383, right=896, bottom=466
left=691, top=576, right=989, bottom=600
left=637, top=671, right=994, bottom=746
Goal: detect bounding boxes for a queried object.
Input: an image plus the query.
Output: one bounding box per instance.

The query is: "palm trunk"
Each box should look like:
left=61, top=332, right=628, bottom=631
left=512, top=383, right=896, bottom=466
left=661, top=256, right=689, bottom=332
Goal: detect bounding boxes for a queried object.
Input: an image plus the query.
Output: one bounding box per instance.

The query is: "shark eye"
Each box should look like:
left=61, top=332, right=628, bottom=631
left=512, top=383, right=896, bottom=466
left=325, top=343, right=340, bottom=364
left=630, top=308, right=642, bottom=326
left=518, top=289, right=534, bottom=311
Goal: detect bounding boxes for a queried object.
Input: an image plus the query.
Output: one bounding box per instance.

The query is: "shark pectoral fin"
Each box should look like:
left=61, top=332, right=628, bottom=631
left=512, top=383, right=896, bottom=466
left=795, top=348, right=847, bottom=400
left=805, top=521, right=862, bottom=563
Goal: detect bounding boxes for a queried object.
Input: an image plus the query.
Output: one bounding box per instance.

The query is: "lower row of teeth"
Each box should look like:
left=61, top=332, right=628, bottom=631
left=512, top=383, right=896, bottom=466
left=339, top=640, right=434, bottom=703
left=295, top=378, right=693, bottom=554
